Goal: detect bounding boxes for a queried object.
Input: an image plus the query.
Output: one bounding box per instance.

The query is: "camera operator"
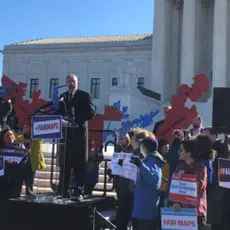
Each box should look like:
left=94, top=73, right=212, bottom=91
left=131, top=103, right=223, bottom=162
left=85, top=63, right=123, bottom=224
left=168, top=129, right=191, bottom=178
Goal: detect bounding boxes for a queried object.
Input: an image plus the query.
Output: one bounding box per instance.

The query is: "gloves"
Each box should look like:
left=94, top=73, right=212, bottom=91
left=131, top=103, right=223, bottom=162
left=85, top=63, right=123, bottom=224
left=130, top=155, right=142, bottom=168
left=118, top=159, right=123, bottom=166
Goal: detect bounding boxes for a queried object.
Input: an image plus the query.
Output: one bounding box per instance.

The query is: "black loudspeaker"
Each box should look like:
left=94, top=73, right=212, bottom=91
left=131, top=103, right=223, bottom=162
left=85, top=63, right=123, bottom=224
left=212, top=87, right=230, bottom=134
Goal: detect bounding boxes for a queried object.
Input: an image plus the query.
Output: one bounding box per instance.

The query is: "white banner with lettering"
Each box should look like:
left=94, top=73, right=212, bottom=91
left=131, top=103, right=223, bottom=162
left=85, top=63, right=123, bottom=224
left=110, top=152, right=138, bottom=182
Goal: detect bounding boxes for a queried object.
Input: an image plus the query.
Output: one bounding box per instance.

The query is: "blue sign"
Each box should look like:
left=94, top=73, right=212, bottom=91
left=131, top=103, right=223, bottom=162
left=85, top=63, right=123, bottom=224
left=32, top=115, right=62, bottom=140
left=161, top=208, right=198, bottom=230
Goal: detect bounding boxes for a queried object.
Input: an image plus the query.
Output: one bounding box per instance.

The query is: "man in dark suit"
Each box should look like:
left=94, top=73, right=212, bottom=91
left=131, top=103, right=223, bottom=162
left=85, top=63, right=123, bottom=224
left=153, top=106, right=171, bottom=135
left=57, top=74, right=95, bottom=198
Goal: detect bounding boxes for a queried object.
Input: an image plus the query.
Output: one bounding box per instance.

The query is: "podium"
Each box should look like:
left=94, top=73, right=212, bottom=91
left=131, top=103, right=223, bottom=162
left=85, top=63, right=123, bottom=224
left=31, top=115, right=83, bottom=198
left=56, top=120, right=79, bottom=198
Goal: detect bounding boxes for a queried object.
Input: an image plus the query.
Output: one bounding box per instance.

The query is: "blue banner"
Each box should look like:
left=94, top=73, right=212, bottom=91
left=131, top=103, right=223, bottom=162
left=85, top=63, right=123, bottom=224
left=0, top=145, right=29, bottom=157
left=0, top=145, right=29, bottom=176
left=32, top=115, right=62, bottom=140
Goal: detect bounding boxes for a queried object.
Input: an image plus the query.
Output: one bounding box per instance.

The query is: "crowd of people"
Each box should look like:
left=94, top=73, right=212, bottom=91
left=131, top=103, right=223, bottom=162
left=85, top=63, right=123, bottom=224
left=0, top=86, right=230, bottom=230
left=111, top=108, right=230, bottom=230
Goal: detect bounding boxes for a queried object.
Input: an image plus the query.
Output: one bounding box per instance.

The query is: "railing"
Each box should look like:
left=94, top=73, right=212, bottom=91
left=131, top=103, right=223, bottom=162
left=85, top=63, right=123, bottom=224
left=93, top=159, right=114, bottom=197
left=50, top=129, right=118, bottom=197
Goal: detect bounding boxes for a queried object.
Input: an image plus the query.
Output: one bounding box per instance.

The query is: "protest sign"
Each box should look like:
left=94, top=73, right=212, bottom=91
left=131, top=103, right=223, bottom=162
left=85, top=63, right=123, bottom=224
left=0, top=145, right=29, bottom=176
left=122, top=154, right=138, bottom=182
left=32, top=115, right=62, bottom=139
left=110, top=152, right=138, bottom=182
left=161, top=208, right=198, bottom=230
left=169, top=173, right=197, bottom=206
left=110, top=152, right=126, bottom=176
left=219, top=157, right=230, bottom=189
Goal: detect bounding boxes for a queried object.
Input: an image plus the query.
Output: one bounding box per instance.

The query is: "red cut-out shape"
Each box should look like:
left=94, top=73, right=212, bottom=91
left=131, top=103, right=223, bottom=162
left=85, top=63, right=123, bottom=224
left=88, top=106, right=122, bottom=148
left=2, top=75, right=122, bottom=147
left=2, top=75, right=47, bottom=127
left=156, top=73, right=210, bottom=144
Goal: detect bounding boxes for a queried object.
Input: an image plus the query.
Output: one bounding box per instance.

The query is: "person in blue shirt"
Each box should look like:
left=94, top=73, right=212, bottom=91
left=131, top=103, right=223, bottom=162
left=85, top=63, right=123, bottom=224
left=131, top=136, right=165, bottom=230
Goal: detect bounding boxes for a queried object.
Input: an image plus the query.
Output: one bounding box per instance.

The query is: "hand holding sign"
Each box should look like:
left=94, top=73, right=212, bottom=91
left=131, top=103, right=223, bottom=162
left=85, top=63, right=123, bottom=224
left=169, top=173, right=198, bottom=206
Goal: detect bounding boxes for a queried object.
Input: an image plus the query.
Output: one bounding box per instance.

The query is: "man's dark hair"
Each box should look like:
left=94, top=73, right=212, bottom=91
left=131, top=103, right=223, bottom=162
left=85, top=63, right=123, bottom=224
left=181, top=140, right=198, bottom=159
left=141, top=137, right=158, bottom=152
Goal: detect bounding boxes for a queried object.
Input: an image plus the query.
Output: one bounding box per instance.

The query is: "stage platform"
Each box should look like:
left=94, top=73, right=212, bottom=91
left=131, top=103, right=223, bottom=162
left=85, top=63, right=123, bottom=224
left=0, top=195, right=116, bottom=230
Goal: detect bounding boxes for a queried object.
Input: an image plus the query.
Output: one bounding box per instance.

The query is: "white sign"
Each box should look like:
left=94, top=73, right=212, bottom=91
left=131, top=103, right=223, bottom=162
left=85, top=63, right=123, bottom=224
left=161, top=208, right=198, bottom=230
left=169, top=173, right=198, bottom=206
left=110, top=152, right=138, bottom=182
left=111, top=152, right=126, bottom=176
left=123, top=154, right=138, bottom=182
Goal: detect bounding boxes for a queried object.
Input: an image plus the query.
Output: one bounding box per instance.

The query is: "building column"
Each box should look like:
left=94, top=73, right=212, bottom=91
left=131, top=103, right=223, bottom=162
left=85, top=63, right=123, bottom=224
left=151, top=0, right=174, bottom=102
left=180, top=0, right=200, bottom=85
left=212, top=0, right=228, bottom=88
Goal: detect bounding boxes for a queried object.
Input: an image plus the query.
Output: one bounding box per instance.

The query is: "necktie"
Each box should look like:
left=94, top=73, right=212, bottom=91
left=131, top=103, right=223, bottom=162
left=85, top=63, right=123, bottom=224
left=69, top=91, right=73, bottom=104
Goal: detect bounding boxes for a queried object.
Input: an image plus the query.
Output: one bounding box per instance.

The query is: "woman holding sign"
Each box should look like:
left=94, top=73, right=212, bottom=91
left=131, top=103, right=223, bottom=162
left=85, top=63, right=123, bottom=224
left=16, top=121, right=46, bottom=196
left=0, top=128, right=26, bottom=199
left=171, top=140, right=207, bottom=230
left=116, top=129, right=150, bottom=230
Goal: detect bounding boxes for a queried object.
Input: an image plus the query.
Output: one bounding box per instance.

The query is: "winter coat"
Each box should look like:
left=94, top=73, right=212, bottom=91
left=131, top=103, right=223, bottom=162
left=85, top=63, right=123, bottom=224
left=132, top=151, right=165, bottom=220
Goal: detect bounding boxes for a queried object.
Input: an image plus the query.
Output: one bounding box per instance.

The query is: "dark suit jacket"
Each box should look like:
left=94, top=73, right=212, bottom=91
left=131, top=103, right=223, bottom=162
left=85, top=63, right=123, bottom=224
left=57, top=89, right=95, bottom=163
left=153, top=119, right=164, bottom=135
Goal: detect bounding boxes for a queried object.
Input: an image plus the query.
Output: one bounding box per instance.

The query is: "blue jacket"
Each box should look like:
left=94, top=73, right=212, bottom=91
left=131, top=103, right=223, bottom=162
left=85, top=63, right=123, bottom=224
left=201, top=159, right=213, bottom=184
left=132, top=151, right=165, bottom=220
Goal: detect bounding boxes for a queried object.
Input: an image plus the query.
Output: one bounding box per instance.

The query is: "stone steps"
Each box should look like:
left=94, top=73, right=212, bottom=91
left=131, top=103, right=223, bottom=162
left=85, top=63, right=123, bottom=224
left=27, top=143, right=115, bottom=197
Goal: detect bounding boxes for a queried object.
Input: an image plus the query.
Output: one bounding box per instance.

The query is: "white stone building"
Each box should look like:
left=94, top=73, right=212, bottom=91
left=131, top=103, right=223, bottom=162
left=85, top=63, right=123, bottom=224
left=152, top=0, right=227, bottom=124
left=1, top=35, right=154, bottom=116
left=1, top=0, right=227, bottom=125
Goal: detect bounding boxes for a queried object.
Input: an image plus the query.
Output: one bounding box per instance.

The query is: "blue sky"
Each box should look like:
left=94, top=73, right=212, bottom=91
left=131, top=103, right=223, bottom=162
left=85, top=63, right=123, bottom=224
left=0, top=0, right=154, bottom=77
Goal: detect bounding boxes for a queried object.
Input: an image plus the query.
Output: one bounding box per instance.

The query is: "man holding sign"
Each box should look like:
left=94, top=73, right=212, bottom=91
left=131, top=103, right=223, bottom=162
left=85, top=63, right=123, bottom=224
left=169, top=140, right=207, bottom=230
left=131, top=137, right=166, bottom=230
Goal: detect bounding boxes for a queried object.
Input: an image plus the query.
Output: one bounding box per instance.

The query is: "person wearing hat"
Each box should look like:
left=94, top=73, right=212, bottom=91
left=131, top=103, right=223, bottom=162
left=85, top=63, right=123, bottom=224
left=131, top=136, right=165, bottom=230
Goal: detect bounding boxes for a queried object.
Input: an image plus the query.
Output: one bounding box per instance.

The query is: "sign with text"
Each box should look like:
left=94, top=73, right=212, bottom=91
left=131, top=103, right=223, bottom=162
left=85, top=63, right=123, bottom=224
left=111, top=152, right=138, bottom=182
left=169, top=173, right=198, bottom=206
left=122, top=154, right=138, bottom=182
left=110, top=152, right=126, bottom=176
left=161, top=208, right=198, bottom=230
left=32, top=115, right=62, bottom=140
left=0, top=145, right=29, bottom=176
left=219, top=157, right=230, bottom=189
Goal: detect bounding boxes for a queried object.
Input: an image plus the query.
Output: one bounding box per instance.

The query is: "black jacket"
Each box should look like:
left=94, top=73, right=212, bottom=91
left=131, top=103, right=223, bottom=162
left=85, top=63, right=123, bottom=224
left=58, top=89, right=95, bottom=124
left=56, top=89, right=95, bottom=162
